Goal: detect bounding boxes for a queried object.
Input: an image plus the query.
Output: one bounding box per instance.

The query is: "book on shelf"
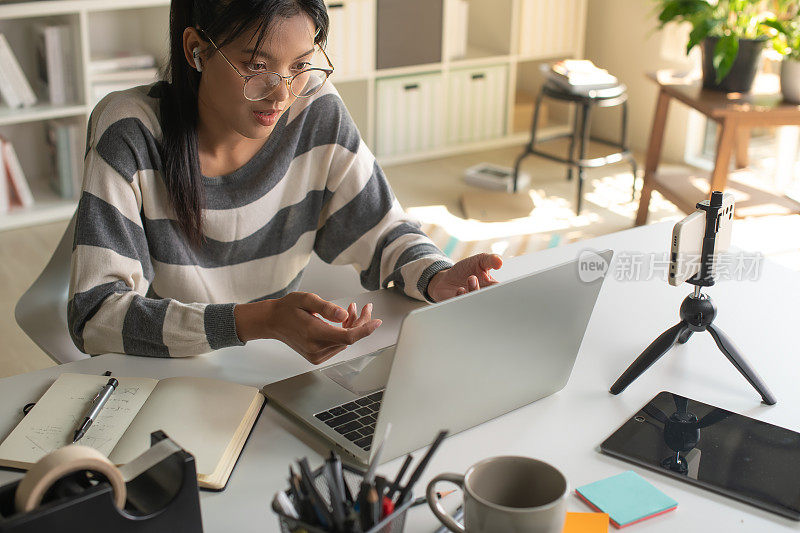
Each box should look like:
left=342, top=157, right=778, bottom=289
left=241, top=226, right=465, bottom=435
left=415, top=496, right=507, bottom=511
left=0, top=141, right=8, bottom=214
left=546, top=77, right=626, bottom=98
left=1, top=137, right=34, bottom=209
left=90, top=67, right=159, bottom=83
left=45, top=119, right=82, bottom=199
left=88, top=52, right=156, bottom=74
left=0, top=33, right=37, bottom=108
left=34, top=23, right=77, bottom=106
left=546, top=59, right=619, bottom=89
left=0, top=373, right=266, bottom=491
left=91, top=76, right=159, bottom=108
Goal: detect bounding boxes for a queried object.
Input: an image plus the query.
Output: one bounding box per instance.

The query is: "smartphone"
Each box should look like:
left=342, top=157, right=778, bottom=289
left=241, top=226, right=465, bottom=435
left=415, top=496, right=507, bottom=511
left=668, top=192, right=734, bottom=286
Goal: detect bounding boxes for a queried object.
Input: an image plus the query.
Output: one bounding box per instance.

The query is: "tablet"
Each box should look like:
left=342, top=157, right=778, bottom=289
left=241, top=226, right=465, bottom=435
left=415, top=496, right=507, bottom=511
left=600, top=391, right=800, bottom=520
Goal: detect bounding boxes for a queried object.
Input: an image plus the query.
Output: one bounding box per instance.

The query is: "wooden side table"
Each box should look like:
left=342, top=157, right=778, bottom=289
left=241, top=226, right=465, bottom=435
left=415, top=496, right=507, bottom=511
left=635, top=70, right=800, bottom=226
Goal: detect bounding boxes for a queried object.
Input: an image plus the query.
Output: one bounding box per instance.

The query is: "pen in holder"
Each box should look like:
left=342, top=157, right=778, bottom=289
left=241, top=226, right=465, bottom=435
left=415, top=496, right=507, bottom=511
left=273, top=430, right=448, bottom=533
left=271, top=462, right=414, bottom=533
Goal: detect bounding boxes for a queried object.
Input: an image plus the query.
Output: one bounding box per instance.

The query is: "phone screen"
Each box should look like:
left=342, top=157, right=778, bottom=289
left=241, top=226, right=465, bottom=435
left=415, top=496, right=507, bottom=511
left=600, top=391, right=800, bottom=520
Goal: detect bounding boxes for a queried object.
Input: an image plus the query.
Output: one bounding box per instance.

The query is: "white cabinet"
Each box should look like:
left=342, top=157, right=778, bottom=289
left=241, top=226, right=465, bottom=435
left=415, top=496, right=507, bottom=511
left=446, top=64, right=507, bottom=145
left=376, top=73, right=445, bottom=157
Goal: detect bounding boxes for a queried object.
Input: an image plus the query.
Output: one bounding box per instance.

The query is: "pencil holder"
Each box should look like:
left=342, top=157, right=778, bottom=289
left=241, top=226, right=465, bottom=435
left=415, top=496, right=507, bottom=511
left=271, top=463, right=413, bottom=533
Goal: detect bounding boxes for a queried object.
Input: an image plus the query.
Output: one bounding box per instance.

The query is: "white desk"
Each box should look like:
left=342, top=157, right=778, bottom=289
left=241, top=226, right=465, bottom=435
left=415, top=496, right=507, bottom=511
left=1, top=222, right=799, bottom=532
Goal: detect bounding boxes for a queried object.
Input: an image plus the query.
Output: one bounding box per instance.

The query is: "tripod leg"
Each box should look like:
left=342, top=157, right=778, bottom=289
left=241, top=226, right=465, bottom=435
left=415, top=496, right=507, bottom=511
left=677, top=329, right=693, bottom=344
left=706, top=324, right=777, bottom=405
left=610, top=322, right=688, bottom=395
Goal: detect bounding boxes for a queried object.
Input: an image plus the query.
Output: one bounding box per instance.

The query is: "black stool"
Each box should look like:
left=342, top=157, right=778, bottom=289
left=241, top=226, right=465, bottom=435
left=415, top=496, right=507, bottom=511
left=513, top=81, right=637, bottom=214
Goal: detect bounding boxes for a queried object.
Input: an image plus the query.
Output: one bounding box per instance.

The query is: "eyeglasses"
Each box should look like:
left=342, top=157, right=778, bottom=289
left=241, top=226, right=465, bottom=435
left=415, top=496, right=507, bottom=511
left=202, top=32, right=334, bottom=101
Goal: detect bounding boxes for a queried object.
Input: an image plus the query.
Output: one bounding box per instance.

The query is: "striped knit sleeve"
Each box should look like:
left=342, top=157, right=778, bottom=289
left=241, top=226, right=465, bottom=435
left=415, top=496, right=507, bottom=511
left=67, top=90, right=243, bottom=357
left=312, top=94, right=453, bottom=302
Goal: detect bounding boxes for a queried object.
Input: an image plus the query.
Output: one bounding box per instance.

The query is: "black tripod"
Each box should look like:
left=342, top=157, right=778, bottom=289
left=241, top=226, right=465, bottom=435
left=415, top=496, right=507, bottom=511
left=610, top=192, right=776, bottom=405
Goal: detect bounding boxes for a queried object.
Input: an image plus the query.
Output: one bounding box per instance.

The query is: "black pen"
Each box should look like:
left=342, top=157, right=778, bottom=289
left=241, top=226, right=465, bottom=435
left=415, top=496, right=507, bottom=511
left=357, top=424, right=391, bottom=530
left=328, top=450, right=348, bottom=504
left=394, top=430, right=448, bottom=505
left=323, top=459, right=345, bottom=531
left=73, top=377, right=118, bottom=443
left=298, top=457, right=332, bottom=528
left=386, top=453, right=413, bottom=501
left=290, top=466, right=314, bottom=524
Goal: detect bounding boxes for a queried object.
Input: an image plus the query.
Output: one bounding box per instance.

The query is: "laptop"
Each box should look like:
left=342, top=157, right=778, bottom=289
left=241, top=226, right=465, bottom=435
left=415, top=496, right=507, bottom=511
left=262, top=250, right=612, bottom=465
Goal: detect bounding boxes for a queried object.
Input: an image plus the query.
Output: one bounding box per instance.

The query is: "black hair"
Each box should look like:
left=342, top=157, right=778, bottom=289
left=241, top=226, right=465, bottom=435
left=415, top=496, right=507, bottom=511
left=160, top=0, right=328, bottom=245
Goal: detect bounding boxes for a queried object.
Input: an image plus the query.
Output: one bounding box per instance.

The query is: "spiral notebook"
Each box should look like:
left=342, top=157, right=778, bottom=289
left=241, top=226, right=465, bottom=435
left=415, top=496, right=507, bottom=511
left=0, top=373, right=265, bottom=490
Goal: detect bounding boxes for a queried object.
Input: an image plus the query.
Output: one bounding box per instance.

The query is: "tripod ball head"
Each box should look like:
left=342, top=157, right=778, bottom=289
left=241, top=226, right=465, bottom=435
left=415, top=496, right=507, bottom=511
left=679, top=294, right=716, bottom=330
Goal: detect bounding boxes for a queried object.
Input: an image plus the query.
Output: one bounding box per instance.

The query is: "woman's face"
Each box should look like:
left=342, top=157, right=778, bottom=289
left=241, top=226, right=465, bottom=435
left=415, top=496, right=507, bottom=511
left=197, top=13, right=318, bottom=140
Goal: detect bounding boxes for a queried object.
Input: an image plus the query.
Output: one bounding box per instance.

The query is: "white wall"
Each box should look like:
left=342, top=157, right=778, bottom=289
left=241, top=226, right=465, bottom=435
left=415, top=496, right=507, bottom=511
left=584, top=0, right=698, bottom=162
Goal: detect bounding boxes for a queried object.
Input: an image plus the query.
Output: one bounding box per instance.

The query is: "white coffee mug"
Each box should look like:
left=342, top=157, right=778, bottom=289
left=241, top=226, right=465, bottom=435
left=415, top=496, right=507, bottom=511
left=426, top=456, right=568, bottom=533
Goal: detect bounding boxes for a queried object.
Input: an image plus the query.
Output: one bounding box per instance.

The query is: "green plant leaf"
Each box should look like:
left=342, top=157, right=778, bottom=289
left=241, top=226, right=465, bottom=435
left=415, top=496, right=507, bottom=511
left=761, top=19, right=788, bottom=36
left=658, top=1, right=685, bottom=24
left=687, top=18, right=719, bottom=54
left=713, top=34, right=739, bottom=83
left=657, top=0, right=712, bottom=25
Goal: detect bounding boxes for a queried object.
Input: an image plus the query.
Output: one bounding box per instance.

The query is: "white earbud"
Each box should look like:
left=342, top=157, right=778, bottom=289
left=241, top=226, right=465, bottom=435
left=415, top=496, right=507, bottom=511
left=192, top=47, right=202, bottom=72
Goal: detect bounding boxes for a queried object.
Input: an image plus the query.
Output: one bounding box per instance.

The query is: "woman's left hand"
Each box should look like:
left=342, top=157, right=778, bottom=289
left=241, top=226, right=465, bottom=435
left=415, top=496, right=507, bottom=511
left=426, top=253, right=503, bottom=302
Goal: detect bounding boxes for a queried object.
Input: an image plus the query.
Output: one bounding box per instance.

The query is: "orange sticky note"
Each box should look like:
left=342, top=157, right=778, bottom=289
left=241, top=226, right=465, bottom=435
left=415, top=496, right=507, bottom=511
left=562, top=512, right=609, bottom=532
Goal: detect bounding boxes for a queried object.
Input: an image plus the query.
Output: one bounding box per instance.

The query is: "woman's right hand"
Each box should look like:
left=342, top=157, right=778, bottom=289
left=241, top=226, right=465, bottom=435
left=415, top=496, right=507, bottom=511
left=234, top=292, right=381, bottom=365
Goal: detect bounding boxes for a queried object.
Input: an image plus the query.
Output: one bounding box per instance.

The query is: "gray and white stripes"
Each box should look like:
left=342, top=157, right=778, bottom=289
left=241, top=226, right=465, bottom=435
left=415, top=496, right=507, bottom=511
left=67, top=82, right=452, bottom=357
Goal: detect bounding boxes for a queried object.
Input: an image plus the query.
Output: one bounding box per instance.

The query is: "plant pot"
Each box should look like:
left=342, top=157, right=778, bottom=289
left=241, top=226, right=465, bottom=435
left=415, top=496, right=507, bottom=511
left=701, top=37, right=765, bottom=92
left=780, top=59, right=800, bottom=104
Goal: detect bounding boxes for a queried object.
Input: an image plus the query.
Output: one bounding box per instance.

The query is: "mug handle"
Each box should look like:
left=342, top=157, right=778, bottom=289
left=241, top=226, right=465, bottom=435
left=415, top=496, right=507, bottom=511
left=426, top=473, right=465, bottom=533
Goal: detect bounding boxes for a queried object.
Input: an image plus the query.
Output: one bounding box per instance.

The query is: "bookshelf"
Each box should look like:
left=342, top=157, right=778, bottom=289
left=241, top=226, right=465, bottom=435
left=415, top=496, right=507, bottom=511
left=0, top=0, right=587, bottom=231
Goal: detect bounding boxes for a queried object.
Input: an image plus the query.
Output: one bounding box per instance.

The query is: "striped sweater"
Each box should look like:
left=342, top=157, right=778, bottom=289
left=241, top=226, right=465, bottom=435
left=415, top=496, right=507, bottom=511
left=68, top=81, right=453, bottom=357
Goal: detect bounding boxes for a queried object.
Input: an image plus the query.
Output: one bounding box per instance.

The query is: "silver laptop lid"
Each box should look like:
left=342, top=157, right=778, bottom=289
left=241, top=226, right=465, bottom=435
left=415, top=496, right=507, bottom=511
left=372, top=250, right=612, bottom=463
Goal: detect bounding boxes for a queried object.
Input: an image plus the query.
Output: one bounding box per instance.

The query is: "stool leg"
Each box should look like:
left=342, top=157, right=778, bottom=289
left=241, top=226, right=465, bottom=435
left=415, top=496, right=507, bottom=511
left=567, top=106, right=580, bottom=182
left=513, top=90, right=545, bottom=192
left=621, top=100, right=637, bottom=201
left=576, top=103, right=592, bottom=215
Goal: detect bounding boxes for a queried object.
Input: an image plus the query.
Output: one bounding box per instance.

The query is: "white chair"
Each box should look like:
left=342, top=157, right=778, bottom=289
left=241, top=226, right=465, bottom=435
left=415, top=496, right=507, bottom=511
left=15, top=214, right=86, bottom=363
left=15, top=213, right=364, bottom=364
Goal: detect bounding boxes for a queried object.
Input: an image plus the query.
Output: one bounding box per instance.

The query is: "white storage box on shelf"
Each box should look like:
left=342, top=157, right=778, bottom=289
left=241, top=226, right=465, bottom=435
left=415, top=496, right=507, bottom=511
left=375, top=72, right=445, bottom=157
left=518, top=0, right=585, bottom=59
left=446, top=64, right=507, bottom=145
left=324, top=0, right=374, bottom=78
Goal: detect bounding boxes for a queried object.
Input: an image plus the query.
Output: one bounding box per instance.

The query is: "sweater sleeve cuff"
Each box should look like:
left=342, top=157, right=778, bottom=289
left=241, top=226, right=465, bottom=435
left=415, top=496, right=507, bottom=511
left=204, top=303, right=245, bottom=350
left=417, top=260, right=454, bottom=303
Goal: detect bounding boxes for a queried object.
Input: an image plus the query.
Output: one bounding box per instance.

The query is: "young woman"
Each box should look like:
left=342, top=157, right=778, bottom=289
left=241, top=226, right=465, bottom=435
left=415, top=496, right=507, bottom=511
left=68, top=0, right=502, bottom=364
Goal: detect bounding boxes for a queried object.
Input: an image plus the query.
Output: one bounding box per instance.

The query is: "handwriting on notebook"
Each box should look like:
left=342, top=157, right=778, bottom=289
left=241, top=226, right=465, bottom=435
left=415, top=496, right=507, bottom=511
left=0, top=374, right=157, bottom=463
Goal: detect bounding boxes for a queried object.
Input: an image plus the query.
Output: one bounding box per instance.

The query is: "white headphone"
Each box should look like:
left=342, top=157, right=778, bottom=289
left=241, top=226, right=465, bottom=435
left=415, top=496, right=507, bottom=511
left=192, top=47, right=202, bottom=72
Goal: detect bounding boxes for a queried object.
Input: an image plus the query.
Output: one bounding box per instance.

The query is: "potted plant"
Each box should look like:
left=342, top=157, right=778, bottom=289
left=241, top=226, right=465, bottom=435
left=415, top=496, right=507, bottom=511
left=763, top=1, right=800, bottom=102
left=655, top=0, right=775, bottom=92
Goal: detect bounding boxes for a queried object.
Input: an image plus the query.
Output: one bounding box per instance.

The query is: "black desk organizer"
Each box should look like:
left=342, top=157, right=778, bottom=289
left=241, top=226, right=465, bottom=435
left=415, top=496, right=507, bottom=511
left=0, top=431, right=203, bottom=533
left=272, top=463, right=414, bottom=533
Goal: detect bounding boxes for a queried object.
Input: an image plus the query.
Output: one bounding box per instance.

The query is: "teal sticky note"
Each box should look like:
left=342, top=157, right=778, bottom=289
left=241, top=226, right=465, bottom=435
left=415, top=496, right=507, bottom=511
left=576, top=471, right=677, bottom=528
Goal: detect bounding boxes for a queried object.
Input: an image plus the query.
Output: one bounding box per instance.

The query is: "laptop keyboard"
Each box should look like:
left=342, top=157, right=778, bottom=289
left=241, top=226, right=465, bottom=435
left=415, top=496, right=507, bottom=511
left=314, top=390, right=384, bottom=451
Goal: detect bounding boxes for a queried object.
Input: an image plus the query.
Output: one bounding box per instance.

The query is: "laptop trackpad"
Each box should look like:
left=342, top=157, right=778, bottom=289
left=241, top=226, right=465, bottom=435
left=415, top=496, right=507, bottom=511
left=321, top=346, right=396, bottom=396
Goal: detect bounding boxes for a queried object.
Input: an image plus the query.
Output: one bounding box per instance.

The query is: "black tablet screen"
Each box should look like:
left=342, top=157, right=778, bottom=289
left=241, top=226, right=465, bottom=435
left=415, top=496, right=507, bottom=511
left=600, top=391, right=800, bottom=520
